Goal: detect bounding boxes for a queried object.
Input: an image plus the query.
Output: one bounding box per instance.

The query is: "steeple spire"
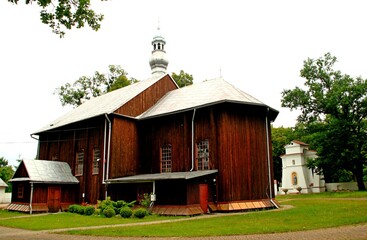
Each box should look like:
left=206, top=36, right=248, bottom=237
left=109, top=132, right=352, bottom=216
left=149, top=25, right=169, bottom=76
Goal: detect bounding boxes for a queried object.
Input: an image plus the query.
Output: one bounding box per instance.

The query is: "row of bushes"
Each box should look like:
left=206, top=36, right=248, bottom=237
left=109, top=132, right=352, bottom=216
left=103, top=206, right=148, bottom=218
left=68, top=197, right=149, bottom=219
left=68, top=205, right=96, bottom=216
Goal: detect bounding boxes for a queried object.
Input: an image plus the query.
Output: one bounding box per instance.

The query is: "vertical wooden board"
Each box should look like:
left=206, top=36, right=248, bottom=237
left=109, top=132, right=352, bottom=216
left=199, top=184, right=208, bottom=213
left=216, top=104, right=270, bottom=202
left=117, top=75, right=178, bottom=116
left=47, top=186, right=61, bottom=212
left=110, top=117, right=139, bottom=179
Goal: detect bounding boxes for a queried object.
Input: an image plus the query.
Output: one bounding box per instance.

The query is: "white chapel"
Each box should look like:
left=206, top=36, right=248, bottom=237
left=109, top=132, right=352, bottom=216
left=280, top=140, right=325, bottom=194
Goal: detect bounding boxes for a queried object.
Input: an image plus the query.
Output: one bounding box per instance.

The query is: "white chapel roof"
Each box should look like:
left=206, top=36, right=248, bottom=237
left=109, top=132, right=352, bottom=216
left=0, top=178, right=7, bottom=187
left=139, top=77, right=277, bottom=119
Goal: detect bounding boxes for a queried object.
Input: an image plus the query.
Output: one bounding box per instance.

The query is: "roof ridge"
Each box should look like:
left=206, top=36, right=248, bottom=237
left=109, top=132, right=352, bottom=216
left=34, top=74, right=168, bottom=134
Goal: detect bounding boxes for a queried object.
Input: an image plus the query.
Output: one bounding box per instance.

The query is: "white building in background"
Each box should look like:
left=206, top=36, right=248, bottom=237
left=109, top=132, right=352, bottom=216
left=0, top=178, right=10, bottom=203
left=280, top=140, right=325, bottom=194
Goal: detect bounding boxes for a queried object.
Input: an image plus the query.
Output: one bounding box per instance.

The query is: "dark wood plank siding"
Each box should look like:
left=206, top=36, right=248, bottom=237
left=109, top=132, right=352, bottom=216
left=37, top=116, right=105, bottom=204
left=33, top=185, right=47, bottom=203
left=115, top=75, right=178, bottom=117
left=216, top=104, right=272, bottom=202
left=139, top=112, right=191, bottom=173
left=140, top=103, right=273, bottom=204
left=139, top=107, right=219, bottom=174
left=109, top=117, right=138, bottom=178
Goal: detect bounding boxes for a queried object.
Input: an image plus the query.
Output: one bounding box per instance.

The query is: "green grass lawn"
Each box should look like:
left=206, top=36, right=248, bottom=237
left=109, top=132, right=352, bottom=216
left=65, top=198, right=367, bottom=237
left=276, top=190, right=367, bottom=199
left=0, top=210, right=24, bottom=219
left=0, top=211, right=183, bottom=230
left=0, top=191, right=366, bottom=237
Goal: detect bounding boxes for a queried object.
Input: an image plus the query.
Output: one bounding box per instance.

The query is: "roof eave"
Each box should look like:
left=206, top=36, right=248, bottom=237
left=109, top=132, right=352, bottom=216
left=139, top=100, right=278, bottom=121
left=32, top=112, right=110, bottom=135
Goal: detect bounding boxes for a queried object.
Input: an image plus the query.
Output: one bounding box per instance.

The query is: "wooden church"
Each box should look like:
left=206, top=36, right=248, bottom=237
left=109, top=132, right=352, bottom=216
left=9, top=29, right=279, bottom=215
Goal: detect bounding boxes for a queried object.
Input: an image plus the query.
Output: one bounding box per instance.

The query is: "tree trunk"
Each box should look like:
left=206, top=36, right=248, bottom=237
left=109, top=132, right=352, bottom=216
left=354, top=162, right=366, bottom=191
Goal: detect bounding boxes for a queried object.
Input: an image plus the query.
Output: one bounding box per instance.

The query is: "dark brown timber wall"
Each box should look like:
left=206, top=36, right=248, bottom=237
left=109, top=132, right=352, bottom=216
left=139, top=103, right=274, bottom=203
left=216, top=103, right=274, bottom=202
left=37, top=116, right=105, bottom=204
left=116, top=75, right=178, bottom=117
left=109, top=116, right=139, bottom=178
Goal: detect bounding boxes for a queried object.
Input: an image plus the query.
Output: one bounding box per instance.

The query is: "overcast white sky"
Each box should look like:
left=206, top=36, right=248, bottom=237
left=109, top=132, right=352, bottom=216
left=1, top=0, right=367, bottom=166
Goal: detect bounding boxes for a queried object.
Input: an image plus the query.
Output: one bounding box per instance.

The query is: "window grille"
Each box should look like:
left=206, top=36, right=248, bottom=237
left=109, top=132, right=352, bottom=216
left=75, top=151, right=84, bottom=176
left=161, top=145, right=172, bottom=173
left=197, top=139, right=210, bottom=170
left=93, top=148, right=100, bottom=174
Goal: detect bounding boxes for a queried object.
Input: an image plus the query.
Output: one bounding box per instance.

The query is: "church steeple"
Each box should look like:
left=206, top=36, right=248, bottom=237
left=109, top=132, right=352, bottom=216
left=149, top=26, right=169, bottom=76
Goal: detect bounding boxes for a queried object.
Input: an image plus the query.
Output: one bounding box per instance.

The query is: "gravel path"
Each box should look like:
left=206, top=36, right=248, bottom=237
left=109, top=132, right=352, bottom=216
left=1, top=223, right=367, bottom=240
left=1, top=201, right=367, bottom=240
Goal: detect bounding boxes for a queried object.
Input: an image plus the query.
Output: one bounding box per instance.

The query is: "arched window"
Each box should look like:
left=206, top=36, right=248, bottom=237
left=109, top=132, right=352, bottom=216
left=291, top=172, right=298, bottom=185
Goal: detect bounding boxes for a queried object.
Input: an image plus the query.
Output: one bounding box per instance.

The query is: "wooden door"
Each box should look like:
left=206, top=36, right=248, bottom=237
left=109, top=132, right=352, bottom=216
left=199, top=184, right=208, bottom=213
left=48, top=187, right=61, bottom=212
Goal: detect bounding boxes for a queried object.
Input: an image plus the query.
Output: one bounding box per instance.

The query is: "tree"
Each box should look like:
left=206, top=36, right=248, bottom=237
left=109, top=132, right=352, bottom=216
left=55, top=65, right=138, bottom=107
left=171, top=70, right=193, bottom=88
left=281, top=53, right=367, bottom=190
left=8, top=0, right=104, bottom=38
left=271, top=126, right=296, bottom=182
left=0, top=157, right=14, bottom=192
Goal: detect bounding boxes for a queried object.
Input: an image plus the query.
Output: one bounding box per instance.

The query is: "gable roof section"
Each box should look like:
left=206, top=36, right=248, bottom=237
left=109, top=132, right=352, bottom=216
left=139, top=78, right=278, bottom=120
left=34, top=74, right=171, bottom=134
left=291, top=140, right=309, bottom=146
left=10, top=159, right=78, bottom=184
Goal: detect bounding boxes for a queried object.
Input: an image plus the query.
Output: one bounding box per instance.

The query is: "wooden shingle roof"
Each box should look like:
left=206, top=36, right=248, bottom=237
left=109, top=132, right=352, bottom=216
left=34, top=74, right=169, bottom=134
left=139, top=78, right=278, bottom=120
left=10, top=159, right=78, bottom=184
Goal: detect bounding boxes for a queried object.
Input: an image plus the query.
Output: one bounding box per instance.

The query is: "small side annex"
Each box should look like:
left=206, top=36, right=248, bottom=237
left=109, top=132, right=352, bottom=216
left=8, top=159, right=78, bottom=213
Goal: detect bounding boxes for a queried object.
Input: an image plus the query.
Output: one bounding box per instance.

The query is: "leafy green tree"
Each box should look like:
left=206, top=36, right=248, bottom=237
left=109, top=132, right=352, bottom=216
left=55, top=65, right=138, bottom=107
left=0, top=157, right=9, bottom=168
left=0, top=157, right=14, bottom=192
left=271, top=126, right=296, bottom=182
left=281, top=53, right=367, bottom=190
left=8, top=0, right=104, bottom=37
left=171, top=70, right=193, bottom=88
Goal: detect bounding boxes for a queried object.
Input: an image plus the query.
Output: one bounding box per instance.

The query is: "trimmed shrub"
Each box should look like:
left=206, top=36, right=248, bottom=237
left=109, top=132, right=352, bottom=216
left=119, top=207, right=133, bottom=218
left=68, top=204, right=79, bottom=213
left=103, top=206, right=116, bottom=218
left=84, top=206, right=96, bottom=216
left=94, top=208, right=101, bottom=216
left=98, top=197, right=137, bottom=214
left=133, top=208, right=148, bottom=219
left=98, top=197, right=114, bottom=212
left=76, top=205, right=86, bottom=215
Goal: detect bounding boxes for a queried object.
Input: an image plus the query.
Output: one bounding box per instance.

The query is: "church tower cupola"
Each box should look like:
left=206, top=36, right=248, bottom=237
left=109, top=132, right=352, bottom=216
left=149, top=26, right=169, bottom=76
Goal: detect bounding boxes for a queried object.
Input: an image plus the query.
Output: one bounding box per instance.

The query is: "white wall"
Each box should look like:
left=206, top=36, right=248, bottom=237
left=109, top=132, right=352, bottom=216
left=280, top=141, right=325, bottom=195
left=0, top=187, right=11, bottom=203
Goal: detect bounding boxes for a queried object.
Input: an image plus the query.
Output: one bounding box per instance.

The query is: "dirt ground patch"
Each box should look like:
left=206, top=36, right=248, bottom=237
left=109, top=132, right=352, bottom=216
left=1, top=223, right=367, bottom=240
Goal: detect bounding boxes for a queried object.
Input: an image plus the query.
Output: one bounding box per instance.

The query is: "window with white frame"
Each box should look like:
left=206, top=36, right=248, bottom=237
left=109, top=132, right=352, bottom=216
left=161, top=145, right=172, bottom=173
left=197, top=139, right=210, bottom=170
left=93, top=148, right=100, bottom=174
left=75, top=151, right=84, bottom=176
